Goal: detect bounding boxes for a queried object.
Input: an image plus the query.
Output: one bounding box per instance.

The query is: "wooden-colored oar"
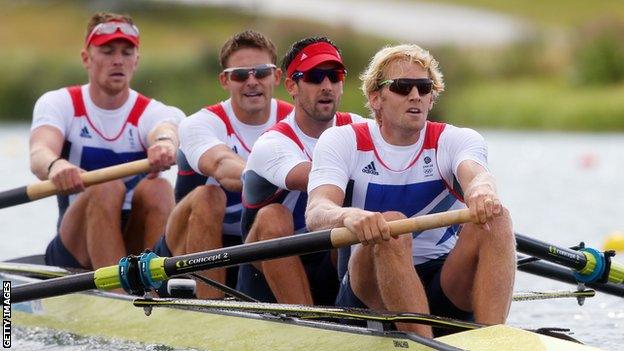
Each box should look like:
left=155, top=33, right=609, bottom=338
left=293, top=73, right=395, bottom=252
left=0, top=159, right=150, bottom=209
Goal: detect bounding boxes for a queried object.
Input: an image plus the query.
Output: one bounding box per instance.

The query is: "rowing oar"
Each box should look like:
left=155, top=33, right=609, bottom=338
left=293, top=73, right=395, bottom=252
left=11, top=209, right=472, bottom=303
left=515, top=233, right=624, bottom=296
left=0, top=159, right=150, bottom=209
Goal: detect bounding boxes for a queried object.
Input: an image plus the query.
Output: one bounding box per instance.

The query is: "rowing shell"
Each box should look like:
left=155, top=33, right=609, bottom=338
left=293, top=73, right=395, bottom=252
left=2, top=258, right=602, bottom=351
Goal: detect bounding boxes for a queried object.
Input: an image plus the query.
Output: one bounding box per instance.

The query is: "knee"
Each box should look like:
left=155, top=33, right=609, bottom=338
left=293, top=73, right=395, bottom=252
left=382, top=211, right=407, bottom=221
left=190, top=185, right=226, bottom=217
left=373, top=233, right=413, bottom=259
left=133, top=177, right=174, bottom=213
left=85, top=180, right=125, bottom=203
left=252, top=204, right=294, bottom=241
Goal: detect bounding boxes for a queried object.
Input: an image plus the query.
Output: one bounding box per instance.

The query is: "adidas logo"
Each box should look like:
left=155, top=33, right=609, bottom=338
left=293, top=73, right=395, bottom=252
left=362, top=161, right=379, bottom=175
left=80, top=126, right=92, bottom=139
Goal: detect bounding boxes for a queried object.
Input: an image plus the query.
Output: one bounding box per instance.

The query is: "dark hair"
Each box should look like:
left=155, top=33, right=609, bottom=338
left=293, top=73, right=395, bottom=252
left=219, top=30, right=278, bottom=69
left=281, top=36, right=340, bottom=73
left=86, top=12, right=134, bottom=38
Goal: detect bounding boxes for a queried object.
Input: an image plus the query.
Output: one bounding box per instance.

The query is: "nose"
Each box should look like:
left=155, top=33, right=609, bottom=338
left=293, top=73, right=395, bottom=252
left=319, top=76, right=333, bottom=91
left=407, top=85, right=421, bottom=101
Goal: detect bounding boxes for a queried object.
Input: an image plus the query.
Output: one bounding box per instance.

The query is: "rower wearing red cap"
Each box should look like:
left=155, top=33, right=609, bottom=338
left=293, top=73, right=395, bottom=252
left=236, top=37, right=367, bottom=305
left=29, top=12, right=183, bottom=270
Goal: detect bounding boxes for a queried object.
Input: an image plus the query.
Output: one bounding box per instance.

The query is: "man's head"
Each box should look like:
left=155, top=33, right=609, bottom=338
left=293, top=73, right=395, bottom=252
left=81, top=12, right=140, bottom=95
left=218, top=30, right=281, bottom=120
left=361, top=44, right=444, bottom=131
left=282, top=37, right=346, bottom=122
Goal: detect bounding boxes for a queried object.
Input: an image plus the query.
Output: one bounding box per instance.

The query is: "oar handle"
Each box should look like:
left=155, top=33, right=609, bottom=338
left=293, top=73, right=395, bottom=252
left=330, top=209, right=472, bottom=247
left=26, top=159, right=151, bottom=201
left=0, top=159, right=152, bottom=209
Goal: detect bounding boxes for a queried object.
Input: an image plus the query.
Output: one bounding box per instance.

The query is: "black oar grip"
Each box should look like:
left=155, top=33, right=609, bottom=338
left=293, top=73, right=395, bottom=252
left=0, top=186, right=30, bottom=209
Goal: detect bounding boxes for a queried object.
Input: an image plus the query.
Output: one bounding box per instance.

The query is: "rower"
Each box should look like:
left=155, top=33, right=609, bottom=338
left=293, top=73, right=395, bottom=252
left=305, top=44, right=516, bottom=336
left=152, top=30, right=292, bottom=299
left=30, top=12, right=183, bottom=270
left=236, top=37, right=366, bottom=305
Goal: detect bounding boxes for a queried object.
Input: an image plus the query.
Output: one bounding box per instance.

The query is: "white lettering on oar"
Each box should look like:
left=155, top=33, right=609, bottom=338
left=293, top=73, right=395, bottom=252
left=2, top=281, right=10, bottom=348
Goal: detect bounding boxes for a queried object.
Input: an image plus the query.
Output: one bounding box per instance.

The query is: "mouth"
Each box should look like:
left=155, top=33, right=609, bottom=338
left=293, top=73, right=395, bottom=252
left=406, top=107, right=422, bottom=116
left=317, top=97, right=334, bottom=106
left=109, top=72, right=125, bottom=78
left=243, top=92, right=263, bottom=98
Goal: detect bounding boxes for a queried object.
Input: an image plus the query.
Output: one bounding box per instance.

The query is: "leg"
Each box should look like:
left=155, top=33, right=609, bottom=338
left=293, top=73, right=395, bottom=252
left=349, top=211, right=432, bottom=337
left=59, top=180, right=126, bottom=269
left=245, top=204, right=312, bottom=305
left=125, top=177, right=174, bottom=254
left=165, top=185, right=227, bottom=299
left=440, top=207, right=515, bottom=324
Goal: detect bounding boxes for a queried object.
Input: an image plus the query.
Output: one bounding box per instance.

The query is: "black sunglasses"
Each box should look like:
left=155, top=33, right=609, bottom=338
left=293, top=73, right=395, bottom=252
left=291, top=68, right=347, bottom=84
left=223, top=64, right=276, bottom=82
left=379, top=78, right=433, bottom=96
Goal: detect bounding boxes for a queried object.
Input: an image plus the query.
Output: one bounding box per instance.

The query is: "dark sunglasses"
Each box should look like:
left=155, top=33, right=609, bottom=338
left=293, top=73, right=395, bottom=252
left=223, top=64, right=276, bottom=82
left=379, top=78, right=433, bottom=96
left=291, top=69, right=347, bottom=84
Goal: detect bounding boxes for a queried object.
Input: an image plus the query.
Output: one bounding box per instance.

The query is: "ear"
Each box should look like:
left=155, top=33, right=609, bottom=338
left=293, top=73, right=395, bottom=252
left=428, top=94, right=435, bottom=111
left=285, top=77, right=298, bottom=98
left=218, top=71, right=229, bottom=90
left=369, top=90, right=382, bottom=111
left=80, top=48, right=90, bottom=69
left=274, top=68, right=283, bottom=85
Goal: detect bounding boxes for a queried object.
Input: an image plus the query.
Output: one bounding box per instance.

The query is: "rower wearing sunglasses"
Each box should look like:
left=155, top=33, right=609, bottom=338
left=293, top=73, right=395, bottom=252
left=30, top=12, right=183, bottom=270
left=306, top=44, right=515, bottom=337
left=152, top=31, right=293, bottom=299
left=236, top=37, right=367, bottom=305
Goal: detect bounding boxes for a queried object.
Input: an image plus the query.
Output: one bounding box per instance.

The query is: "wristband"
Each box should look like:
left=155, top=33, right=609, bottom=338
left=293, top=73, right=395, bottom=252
left=47, top=157, right=63, bottom=176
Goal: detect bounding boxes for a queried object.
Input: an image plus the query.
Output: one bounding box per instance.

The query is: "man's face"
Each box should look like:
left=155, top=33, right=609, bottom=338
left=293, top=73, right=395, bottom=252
left=287, top=62, right=344, bottom=123
left=370, top=60, right=434, bottom=133
left=82, top=39, right=138, bottom=95
left=219, top=48, right=280, bottom=117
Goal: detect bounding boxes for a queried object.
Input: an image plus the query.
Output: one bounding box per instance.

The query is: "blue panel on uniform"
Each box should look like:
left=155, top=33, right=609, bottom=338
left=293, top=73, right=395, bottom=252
left=80, top=146, right=146, bottom=191
left=80, top=146, right=146, bottom=171
left=224, top=188, right=242, bottom=207
left=363, top=180, right=446, bottom=217
left=293, top=192, right=308, bottom=231
left=224, top=210, right=242, bottom=224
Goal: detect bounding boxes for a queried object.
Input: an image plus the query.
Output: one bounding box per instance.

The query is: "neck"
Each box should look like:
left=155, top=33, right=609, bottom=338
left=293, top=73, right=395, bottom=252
left=88, top=84, right=130, bottom=110
left=294, top=107, right=333, bottom=139
left=231, top=101, right=271, bottom=125
left=379, top=123, right=422, bottom=146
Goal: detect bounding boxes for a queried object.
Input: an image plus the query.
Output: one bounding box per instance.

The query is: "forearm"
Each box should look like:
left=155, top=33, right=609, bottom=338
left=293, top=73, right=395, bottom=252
left=463, top=171, right=497, bottom=198
left=212, top=158, right=245, bottom=192
left=306, top=198, right=351, bottom=231
left=148, top=122, right=179, bottom=149
left=30, top=145, right=60, bottom=180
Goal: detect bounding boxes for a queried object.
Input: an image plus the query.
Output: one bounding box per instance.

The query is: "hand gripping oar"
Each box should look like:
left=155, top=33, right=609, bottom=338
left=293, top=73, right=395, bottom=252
left=0, top=159, right=151, bottom=209
left=515, top=233, right=624, bottom=296
left=11, top=209, right=472, bottom=303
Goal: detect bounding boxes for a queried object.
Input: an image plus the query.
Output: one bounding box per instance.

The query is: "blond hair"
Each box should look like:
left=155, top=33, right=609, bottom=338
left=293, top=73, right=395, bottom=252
left=360, top=44, right=444, bottom=120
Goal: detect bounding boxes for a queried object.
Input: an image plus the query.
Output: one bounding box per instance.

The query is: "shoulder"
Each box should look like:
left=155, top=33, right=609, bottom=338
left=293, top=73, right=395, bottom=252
left=346, top=112, right=368, bottom=123
left=142, top=97, right=185, bottom=121
left=440, top=124, right=485, bottom=142
left=36, top=87, right=72, bottom=107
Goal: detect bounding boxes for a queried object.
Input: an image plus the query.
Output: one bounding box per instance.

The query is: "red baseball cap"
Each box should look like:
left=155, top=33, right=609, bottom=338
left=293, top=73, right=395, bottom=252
left=85, top=21, right=140, bottom=48
left=286, top=42, right=344, bottom=77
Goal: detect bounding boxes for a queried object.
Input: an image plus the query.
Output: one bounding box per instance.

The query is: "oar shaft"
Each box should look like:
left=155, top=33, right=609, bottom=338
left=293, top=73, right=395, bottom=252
left=516, top=234, right=587, bottom=271
left=12, top=272, right=96, bottom=303
left=0, top=159, right=151, bottom=209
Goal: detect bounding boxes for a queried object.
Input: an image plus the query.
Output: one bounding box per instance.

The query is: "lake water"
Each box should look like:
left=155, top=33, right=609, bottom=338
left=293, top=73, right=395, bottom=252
left=1, top=124, right=623, bottom=350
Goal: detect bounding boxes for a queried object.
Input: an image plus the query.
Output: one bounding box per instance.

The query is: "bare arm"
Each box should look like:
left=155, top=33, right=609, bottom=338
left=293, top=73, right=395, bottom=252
left=30, top=125, right=84, bottom=193
left=284, top=161, right=311, bottom=192
left=198, top=144, right=246, bottom=193
left=306, top=184, right=390, bottom=245
left=146, top=121, right=179, bottom=178
left=456, top=160, right=502, bottom=224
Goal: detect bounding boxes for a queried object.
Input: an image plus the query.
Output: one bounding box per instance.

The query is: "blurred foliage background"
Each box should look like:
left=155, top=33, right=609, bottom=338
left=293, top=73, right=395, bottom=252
left=2, top=0, right=624, bottom=131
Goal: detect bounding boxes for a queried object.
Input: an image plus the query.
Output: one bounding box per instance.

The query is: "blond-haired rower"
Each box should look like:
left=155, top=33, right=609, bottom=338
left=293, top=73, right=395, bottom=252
left=305, top=44, right=515, bottom=337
